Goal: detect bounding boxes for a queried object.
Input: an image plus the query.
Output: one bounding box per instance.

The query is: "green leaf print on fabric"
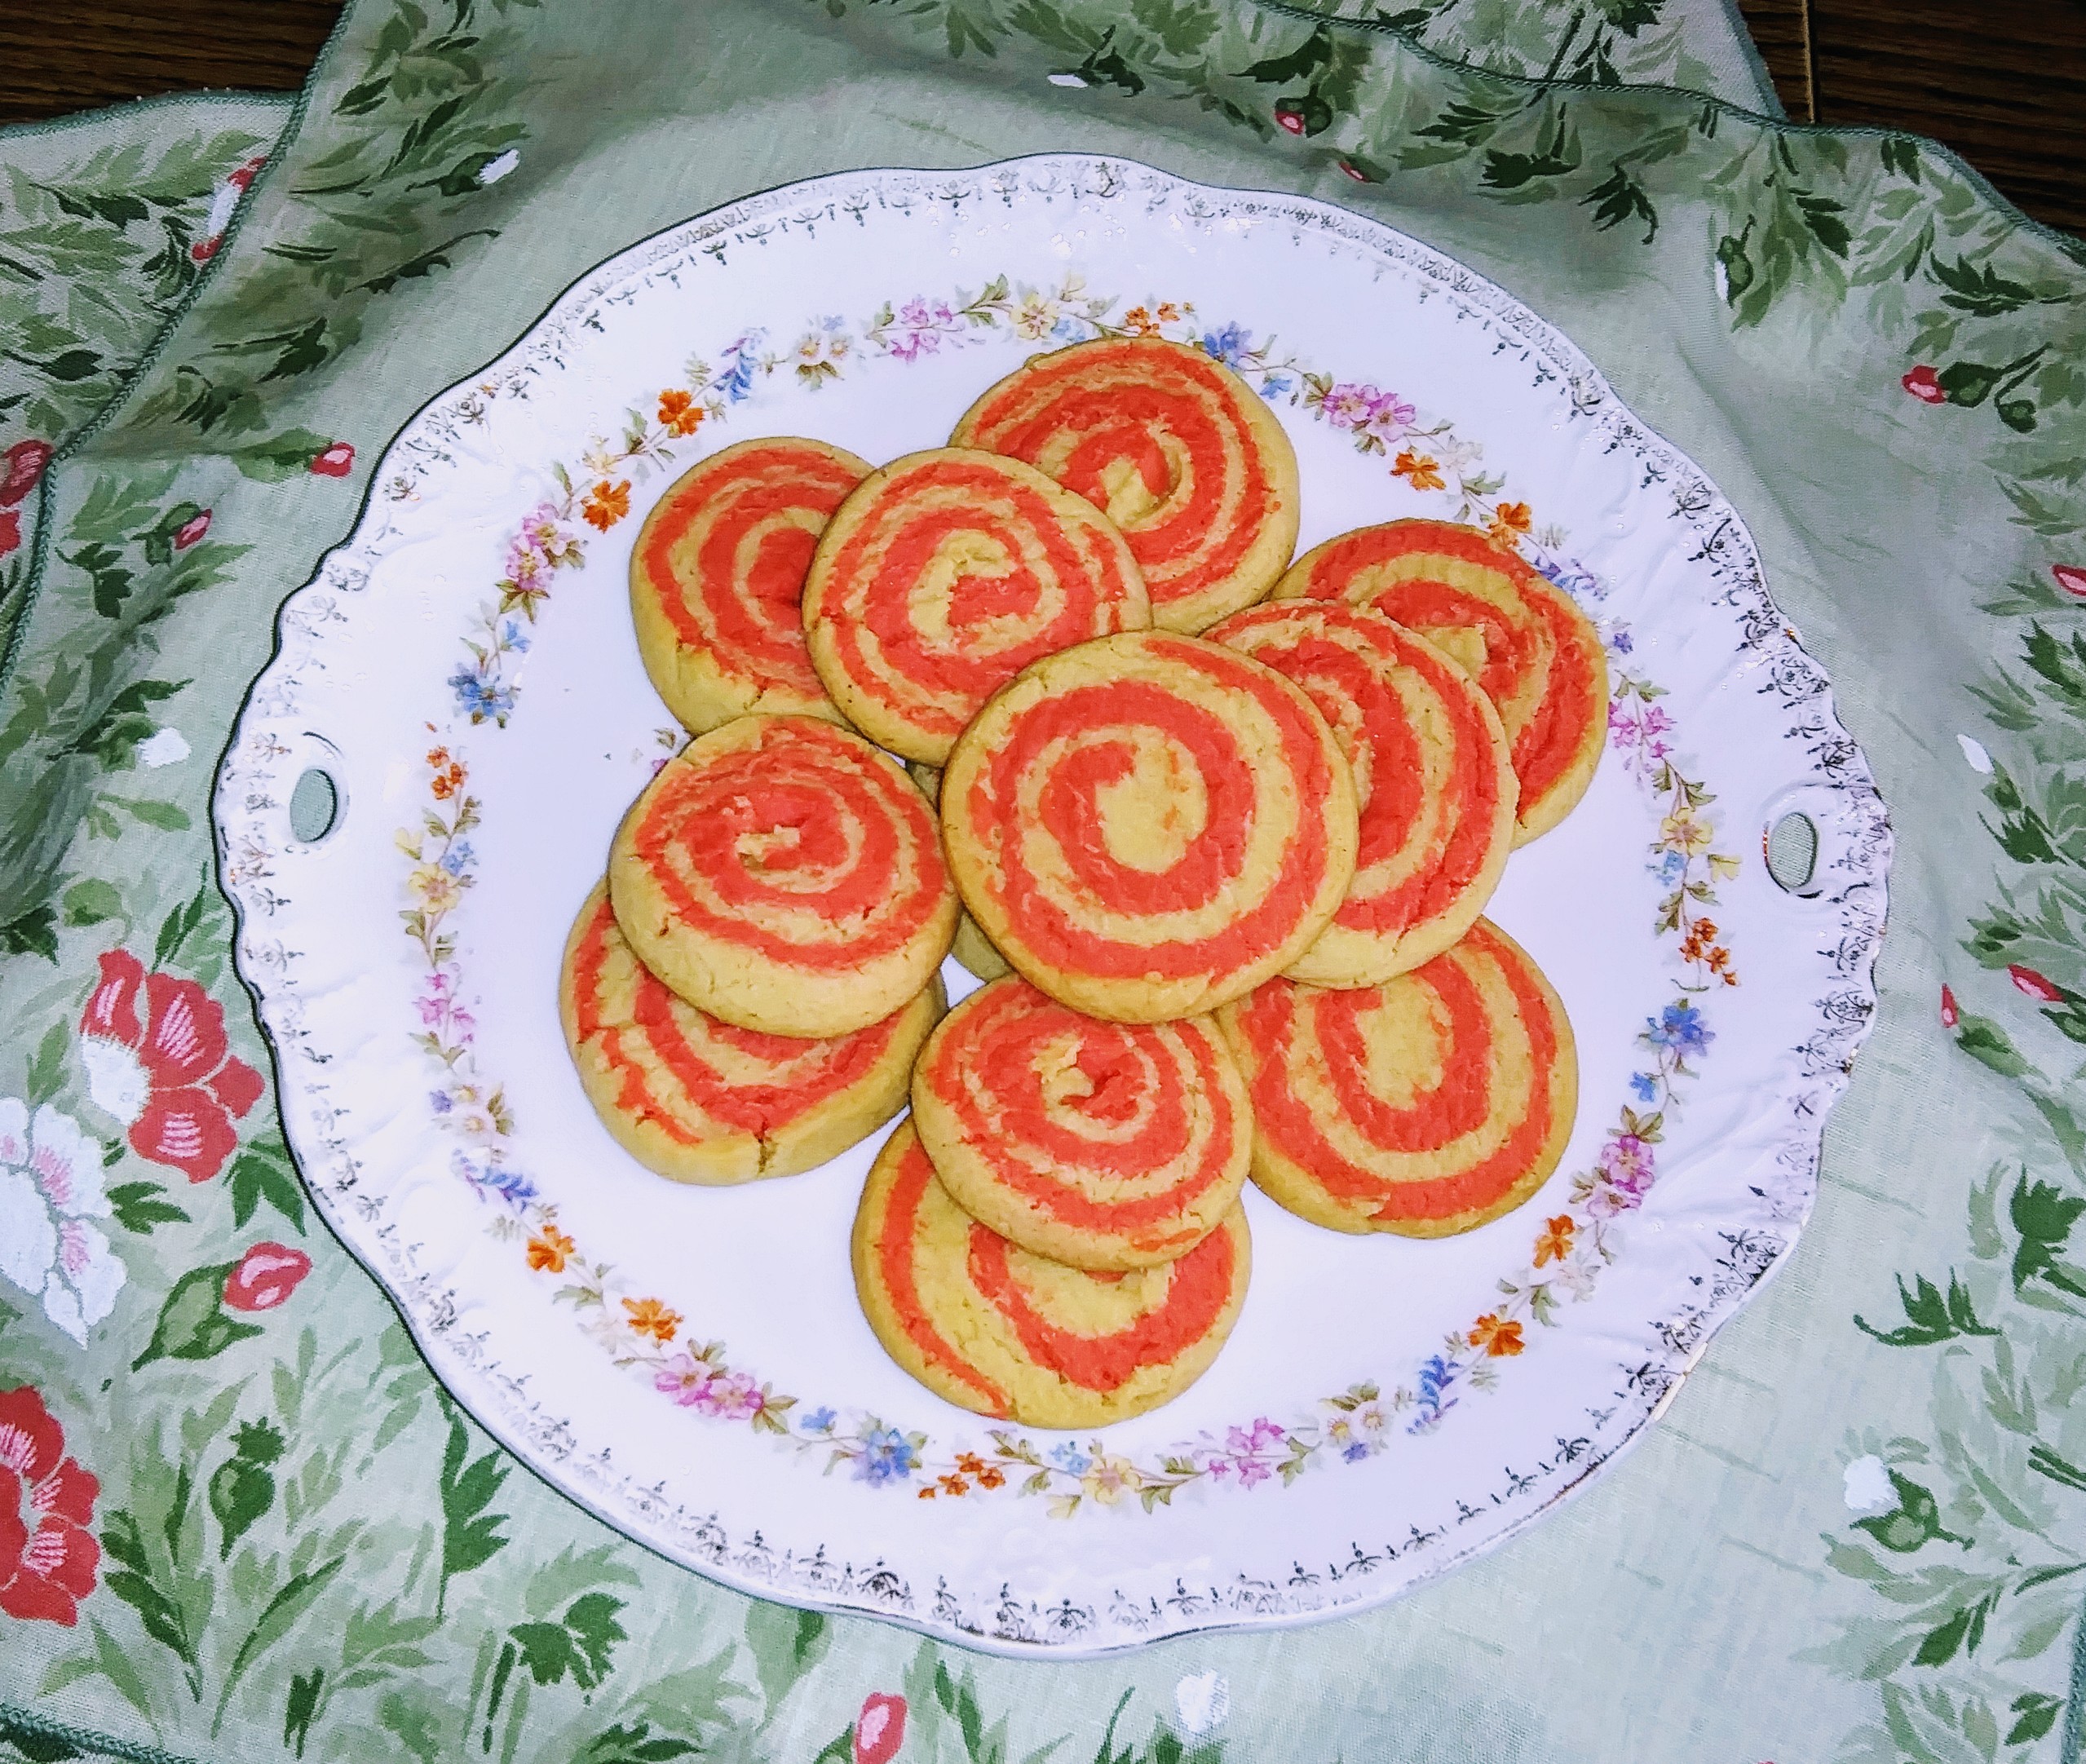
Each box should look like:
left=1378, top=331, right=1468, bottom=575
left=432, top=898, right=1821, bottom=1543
left=744, top=1603, right=830, bottom=1714
left=0, top=122, right=278, bottom=445
left=130, top=1264, right=263, bottom=1370
left=121, top=1, right=540, bottom=453
left=1851, top=1470, right=1970, bottom=1554
left=820, top=0, right=2085, bottom=454
left=1815, top=542, right=2086, bottom=1753
left=0, top=108, right=286, bottom=675
left=435, top=1399, right=513, bottom=1618
left=505, top=1592, right=628, bottom=1693
left=207, top=1418, right=285, bottom=1560
left=1854, top=1271, right=2000, bottom=1348
left=0, top=472, right=248, bottom=961
left=1277, top=0, right=1760, bottom=103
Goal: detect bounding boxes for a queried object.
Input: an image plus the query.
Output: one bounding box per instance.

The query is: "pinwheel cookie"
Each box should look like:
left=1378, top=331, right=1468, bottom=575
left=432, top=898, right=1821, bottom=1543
left=802, top=448, right=1149, bottom=766
left=1218, top=921, right=1577, bottom=1237
left=1275, top=519, right=1606, bottom=843
left=911, top=976, right=1250, bottom=1270
left=940, top=630, right=1359, bottom=1023
left=952, top=336, right=1299, bottom=634
left=630, top=437, right=869, bottom=732
left=1208, top=600, right=1516, bottom=986
left=852, top=1123, right=1252, bottom=1427
left=559, top=883, right=943, bottom=1183
left=608, top=714, right=957, bottom=1038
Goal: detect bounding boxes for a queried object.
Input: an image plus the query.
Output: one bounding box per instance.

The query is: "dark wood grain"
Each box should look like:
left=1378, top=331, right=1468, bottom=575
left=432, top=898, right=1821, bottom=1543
left=0, top=2, right=343, bottom=124
left=1811, top=0, right=2086, bottom=233
left=1734, top=0, right=1815, bottom=121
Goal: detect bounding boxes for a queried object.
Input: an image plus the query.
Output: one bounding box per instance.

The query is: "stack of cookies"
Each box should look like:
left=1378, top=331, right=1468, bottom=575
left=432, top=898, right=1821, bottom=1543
left=559, top=334, right=1607, bottom=1427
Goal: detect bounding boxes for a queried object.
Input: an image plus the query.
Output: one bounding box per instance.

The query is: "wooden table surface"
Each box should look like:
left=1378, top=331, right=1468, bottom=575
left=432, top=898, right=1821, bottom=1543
left=1, top=0, right=2081, bottom=236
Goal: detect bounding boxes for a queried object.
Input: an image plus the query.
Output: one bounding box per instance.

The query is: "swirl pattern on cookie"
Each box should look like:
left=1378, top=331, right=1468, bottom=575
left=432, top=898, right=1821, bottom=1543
left=802, top=448, right=1149, bottom=765
left=941, top=630, right=1359, bottom=1023
left=560, top=883, right=942, bottom=1183
left=911, top=976, right=1250, bottom=1270
left=952, top=336, right=1299, bottom=634
left=1274, top=519, right=1606, bottom=843
left=1208, top=601, right=1517, bottom=986
left=630, top=437, right=869, bottom=732
left=608, top=715, right=957, bottom=1037
left=1218, top=921, right=1576, bottom=1237
left=852, top=1123, right=1251, bottom=1427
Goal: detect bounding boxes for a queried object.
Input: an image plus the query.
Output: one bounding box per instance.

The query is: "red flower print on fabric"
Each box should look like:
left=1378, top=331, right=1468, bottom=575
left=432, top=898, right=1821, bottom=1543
left=79, top=951, right=264, bottom=1183
left=0, top=1386, right=99, bottom=1626
left=854, top=1693, right=906, bottom=1764
left=223, top=1243, right=312, bottom=1312
left=0, top=440, right=51, bottom=506
left=2009, top=964, right=2065, bottom=1004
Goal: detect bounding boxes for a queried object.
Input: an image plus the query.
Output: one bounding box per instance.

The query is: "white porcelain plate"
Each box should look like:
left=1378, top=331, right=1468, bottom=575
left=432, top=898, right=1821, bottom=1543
left=215, top=155, right=1889, bottom=1656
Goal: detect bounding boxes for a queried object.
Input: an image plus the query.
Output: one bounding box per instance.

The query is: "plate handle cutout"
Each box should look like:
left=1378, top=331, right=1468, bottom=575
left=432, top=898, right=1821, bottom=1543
left=288, top=765, right=343, bottom=844
left=1765, top=811, right=1818, bottom=895
left=1757, top=782, right=1876, bottom=905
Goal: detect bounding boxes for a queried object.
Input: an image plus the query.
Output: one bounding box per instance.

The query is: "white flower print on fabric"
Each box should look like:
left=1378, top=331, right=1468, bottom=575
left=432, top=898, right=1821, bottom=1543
left=0, top=1099, right=125, bottom=1345
left=137, top=728, right=191, bottom=768
left=1174, top=1672, right=1230, bottom=1736
left=1842, top=1454, right=1894, bottom=1513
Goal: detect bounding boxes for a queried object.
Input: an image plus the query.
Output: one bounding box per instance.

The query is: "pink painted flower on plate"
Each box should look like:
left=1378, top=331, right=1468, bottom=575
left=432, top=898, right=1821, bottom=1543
left=655, top=1355, right=713, bottom=1406
left=519, top=502, right=581, bottom=566
left=1901, top=365, right=1946, bottom=404
left=694, top=1370, right=762, bottom=1421
left=1225, top=1417, right=1284, bottom=1457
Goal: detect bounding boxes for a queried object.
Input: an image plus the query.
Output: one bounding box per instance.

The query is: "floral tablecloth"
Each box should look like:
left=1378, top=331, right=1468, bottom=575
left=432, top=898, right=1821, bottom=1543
left=2, top=3, right=2084, bottom=1761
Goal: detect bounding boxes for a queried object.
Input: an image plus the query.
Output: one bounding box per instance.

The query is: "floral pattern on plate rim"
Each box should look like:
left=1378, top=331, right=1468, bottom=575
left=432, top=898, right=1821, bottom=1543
left=395, top=273, right=1750, bottom=1518
left=215, top=157, right=1887, bottom=1647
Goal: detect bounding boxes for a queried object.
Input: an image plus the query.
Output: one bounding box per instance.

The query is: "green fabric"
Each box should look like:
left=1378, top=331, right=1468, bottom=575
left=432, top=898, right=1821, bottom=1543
left=0, top=94, right=287, bottom=661
left=2, top=2, right=2084, bottom=1761
left=1289, top=0, right=1779, bottom=113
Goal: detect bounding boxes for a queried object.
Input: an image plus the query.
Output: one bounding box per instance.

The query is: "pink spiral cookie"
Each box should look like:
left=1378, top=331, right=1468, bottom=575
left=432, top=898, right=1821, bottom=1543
left=630, top=437, right=869, bottom=732
left=952, top=336, right=1300, bottom=633
left=1207, top=600, right=1516, bottom=985
left=608, top=715, right=957, bottom=1037
left=853, top=1122, right=1252, bottom=1428
left=941, top=630, right=1359, bottom=1023
left=1274, top=519, right=1607, bottom=844
left=560, top=883, right=943, bottom=1183
left=1218, top=922, right=1577, bottom=1237
left=911, top=976, right=1250, bottom=1270
left=802, top=448, right=1149, bottom=765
